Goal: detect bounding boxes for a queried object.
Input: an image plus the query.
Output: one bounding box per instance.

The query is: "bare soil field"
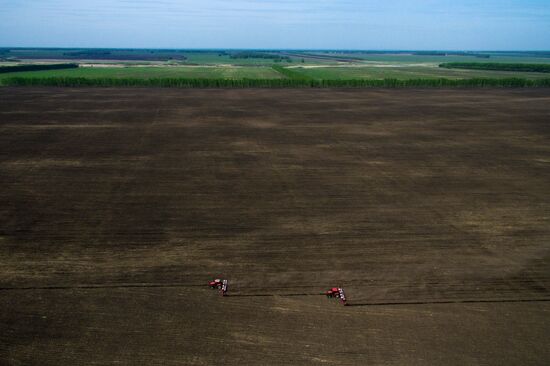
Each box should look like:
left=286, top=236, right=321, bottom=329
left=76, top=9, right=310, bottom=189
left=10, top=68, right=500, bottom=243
left=1, top=87, right=549, bottom=365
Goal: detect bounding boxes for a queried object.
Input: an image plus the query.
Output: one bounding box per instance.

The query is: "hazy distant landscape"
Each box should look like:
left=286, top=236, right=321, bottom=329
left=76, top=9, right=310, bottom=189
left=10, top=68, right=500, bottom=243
left=2, top=86, right=549, bottom=365
left=1, top=49, right=550, bottom=87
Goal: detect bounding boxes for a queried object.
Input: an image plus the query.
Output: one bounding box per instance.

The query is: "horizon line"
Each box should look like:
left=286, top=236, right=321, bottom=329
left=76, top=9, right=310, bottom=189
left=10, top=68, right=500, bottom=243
left=2, top=47, right=550, bottom=52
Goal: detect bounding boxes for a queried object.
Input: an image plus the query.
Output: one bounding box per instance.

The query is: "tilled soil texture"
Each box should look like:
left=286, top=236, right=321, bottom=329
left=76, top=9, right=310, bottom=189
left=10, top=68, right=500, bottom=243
left=1, top=88, right=549, bottom=366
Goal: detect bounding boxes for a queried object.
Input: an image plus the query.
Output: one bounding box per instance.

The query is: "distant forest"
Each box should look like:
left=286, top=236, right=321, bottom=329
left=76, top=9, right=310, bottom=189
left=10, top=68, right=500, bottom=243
left=0, top=63, right=78, bottom=74
left=414, top=51, right=490, bottom=58
left=229, top=52, right=292, bottom=62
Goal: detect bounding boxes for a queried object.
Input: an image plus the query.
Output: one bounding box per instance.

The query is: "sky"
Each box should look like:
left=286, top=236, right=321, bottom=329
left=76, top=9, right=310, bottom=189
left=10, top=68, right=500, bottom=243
left=1, top=0, right=549, bottom=50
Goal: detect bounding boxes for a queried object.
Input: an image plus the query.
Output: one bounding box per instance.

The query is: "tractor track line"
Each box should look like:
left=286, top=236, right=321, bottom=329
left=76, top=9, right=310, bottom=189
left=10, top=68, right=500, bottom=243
left=228, top=293, right=324, bottom=297
left=346, top=298, right=550, bottom=306
left=0, top=283, right=206, bottom=291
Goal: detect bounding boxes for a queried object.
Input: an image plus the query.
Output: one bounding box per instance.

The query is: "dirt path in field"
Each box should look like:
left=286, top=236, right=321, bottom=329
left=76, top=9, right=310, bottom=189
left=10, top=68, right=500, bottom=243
left=1, top=88, right=549, bottom=365
left=286, top=62, right=438, bottom=69
left=78, top=63, right=246, bottom=68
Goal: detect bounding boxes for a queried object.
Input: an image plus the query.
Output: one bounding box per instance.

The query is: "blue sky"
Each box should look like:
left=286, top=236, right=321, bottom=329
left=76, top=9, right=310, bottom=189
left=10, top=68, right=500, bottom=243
left=1, top=0, right=549, bottom=49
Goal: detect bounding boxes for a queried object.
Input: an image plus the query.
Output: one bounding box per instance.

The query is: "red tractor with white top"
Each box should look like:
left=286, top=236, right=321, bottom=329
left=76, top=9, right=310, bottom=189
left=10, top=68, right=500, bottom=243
left=325, top=287, right=347, bottom=305
left=209, top=279, right=228, bottom=296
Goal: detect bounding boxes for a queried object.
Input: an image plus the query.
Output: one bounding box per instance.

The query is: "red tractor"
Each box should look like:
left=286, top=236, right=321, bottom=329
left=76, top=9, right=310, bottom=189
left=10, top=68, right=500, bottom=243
left=208, top=279, right=228, bottom=296
left=325, top=287, right=347, bottom=305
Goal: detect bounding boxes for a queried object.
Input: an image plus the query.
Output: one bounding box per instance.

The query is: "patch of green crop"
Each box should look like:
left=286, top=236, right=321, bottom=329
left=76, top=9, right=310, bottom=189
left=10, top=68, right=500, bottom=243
left=440, top=62, right=550, bottom=73
left=2, top=76, right=549, bottom=88
left=0, top=66, right=284, bottom=80
left=286, top=66, right=550, bottom=80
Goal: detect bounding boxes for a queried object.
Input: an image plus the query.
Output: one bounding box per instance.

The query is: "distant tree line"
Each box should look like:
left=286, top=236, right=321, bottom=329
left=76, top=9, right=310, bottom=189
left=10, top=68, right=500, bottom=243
left=60, top=50, right=187, bottom=61
left=415, top=51, right=490, bottom=58
left=2, top=76, right=549, bottom=88
left=488, top=51, right=550, bottom=58
left=0, top=63, right=79, bottom=74
left=63, top=50, right=112, bottom=56
left=524, top=51, right=550, bottom=58
left=440, top=62, right=550, bottom=73
left=230, top=52, right=292, bottom=62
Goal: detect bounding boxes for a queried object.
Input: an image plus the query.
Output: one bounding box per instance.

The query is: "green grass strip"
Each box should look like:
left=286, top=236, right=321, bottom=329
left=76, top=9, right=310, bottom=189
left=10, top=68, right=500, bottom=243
left=271, top=65, right=313, bottom=80
left=440, top=62, right=550, bottom=73
left=2, top=77, right=550, bottom=88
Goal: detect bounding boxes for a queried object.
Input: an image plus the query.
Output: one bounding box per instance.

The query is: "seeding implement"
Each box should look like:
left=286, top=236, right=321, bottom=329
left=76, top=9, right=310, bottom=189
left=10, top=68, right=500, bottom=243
left=325, top=287, right=347, bottom=305
left=208, top=279, right=228, bottom=296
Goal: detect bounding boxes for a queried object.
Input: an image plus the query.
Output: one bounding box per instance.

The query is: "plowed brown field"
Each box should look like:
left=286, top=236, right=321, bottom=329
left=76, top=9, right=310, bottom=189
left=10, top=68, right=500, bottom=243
left=1, top=88, right=549, bottom=365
